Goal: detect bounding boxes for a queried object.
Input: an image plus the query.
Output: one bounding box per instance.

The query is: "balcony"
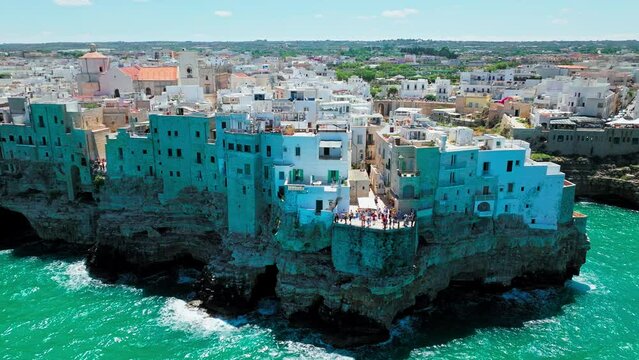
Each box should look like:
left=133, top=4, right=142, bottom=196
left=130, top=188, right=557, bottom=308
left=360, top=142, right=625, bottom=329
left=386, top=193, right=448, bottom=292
left=475, top=194, right=496, bottom=201
left=319, top=155, right=342, bottom=160
left=397, top=169, right=420, bottom=177
left=444, top=162, right=467, bottom=170
left=439, top=180, right=465, bottom=188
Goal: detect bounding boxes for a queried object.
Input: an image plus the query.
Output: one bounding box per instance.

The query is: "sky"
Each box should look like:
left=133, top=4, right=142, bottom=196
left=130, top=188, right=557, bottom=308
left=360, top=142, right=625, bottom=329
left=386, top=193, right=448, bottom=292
left=1, top=0, right=638, bottom=43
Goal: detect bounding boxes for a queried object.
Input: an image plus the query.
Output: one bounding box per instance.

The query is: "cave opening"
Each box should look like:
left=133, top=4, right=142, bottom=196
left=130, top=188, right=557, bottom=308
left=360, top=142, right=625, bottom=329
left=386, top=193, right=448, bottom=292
left=251, top=264, right=279, bottom=302
left=0, top=207, right=39, bottom=248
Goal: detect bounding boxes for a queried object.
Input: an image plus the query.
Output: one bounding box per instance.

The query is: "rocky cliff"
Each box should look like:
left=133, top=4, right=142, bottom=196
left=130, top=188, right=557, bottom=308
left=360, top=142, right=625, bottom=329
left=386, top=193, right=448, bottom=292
left=0, top=160, right=590, bottom=347
left=552, top=154, right=639, bottom=209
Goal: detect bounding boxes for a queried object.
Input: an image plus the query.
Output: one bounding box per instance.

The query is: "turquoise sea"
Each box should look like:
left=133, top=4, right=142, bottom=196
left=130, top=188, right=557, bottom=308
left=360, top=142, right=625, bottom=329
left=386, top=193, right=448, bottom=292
left=1, top=202, right=638, bottom=359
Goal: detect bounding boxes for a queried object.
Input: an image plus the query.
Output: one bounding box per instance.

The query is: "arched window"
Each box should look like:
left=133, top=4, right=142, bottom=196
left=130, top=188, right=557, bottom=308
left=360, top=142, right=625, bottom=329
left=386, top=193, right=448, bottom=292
left=477, top=202, right=491, bottom=212
left=145, top=87, right=152, bottom=96
left=186, top=67, right=193, bottom=78
left=114, top=89, right=120, bottom=98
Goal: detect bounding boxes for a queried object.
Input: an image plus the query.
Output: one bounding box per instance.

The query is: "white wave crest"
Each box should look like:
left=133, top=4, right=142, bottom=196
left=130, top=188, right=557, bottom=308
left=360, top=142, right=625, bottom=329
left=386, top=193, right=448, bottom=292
left=48, top=260, right=104, bottom=291
left=157, top=298, right=238, bottom=336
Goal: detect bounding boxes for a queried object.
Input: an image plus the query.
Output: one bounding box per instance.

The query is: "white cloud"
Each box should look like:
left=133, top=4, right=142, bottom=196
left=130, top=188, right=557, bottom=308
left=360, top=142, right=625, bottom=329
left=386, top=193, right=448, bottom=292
left=214, top=10, right=232, bottom=17
left=314, top=14, right=324, bottom=19
left=53, top=0, right=92, bottom=6
left=381, top=8, right=418, bottom=18
left=551, top=17, right=568, bottom=25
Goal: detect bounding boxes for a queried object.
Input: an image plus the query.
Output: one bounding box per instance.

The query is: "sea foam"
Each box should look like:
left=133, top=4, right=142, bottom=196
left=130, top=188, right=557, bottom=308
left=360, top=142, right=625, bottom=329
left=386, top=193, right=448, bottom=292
left=157, top=298, right=238, bottom=337
left=48, top=260, right=104, bottom=291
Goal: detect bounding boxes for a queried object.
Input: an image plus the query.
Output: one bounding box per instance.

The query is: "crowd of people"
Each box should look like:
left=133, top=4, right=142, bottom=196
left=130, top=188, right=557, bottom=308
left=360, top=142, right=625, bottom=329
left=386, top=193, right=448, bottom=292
left=333, top=197, right=416, bottom=230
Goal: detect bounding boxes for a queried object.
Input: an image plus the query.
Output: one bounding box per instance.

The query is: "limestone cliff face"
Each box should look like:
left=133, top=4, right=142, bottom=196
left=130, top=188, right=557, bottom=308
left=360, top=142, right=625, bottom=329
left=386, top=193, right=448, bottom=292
left=0, top=161, right=590, bottom=346
left=553, top=155, right=639, bottom=209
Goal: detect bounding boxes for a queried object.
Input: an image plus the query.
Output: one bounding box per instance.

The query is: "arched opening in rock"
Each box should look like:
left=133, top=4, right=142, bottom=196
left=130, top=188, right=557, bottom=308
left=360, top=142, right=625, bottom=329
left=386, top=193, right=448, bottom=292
left=251, top=265, right=278, bottom=302
left=0, top=207, right=38, bottom=248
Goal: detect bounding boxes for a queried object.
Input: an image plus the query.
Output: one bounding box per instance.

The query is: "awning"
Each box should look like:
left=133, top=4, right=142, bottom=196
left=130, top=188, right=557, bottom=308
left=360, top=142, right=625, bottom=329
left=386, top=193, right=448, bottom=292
left=319, top=140, right=342, bottom=148
left=358, top=197, right=377, bottom=209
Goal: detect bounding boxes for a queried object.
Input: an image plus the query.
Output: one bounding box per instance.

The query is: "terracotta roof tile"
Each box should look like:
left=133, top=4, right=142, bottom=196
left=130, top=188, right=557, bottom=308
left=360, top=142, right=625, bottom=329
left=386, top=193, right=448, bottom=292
left=80, top=52, right=108, bottom=59
left=120, top=66, right=178, bottom=81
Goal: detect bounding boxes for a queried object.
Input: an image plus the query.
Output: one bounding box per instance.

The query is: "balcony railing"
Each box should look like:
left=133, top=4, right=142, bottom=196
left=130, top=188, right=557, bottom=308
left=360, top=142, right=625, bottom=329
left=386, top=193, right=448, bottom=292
left=319, top=155, right=342, bottom=160
left=444, top=162, right=468, bottom=170
left=475, top=194, right=496, bottom=201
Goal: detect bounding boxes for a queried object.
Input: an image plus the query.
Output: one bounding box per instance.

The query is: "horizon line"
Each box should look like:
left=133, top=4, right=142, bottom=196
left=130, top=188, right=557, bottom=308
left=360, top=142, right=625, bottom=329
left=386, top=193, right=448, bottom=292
left=1, top=38, right=639, bottom=46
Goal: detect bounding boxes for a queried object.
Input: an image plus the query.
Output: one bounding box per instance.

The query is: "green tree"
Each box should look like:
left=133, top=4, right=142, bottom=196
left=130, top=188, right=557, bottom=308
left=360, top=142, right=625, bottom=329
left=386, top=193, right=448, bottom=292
left=425, top=94, right=437, bottom=101
left=387, top=87, right=399, bottom=98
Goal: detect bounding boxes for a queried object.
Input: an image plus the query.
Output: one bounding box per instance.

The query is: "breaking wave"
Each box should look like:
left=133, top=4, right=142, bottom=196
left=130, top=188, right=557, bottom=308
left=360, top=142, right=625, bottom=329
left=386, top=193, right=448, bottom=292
left=157, top=298, right=238, bottom=336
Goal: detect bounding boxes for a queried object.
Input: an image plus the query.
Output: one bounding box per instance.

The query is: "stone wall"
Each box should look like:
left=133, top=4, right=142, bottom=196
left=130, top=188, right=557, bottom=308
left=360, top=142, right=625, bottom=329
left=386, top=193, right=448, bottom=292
left=374, top=100, right=455, bottom=117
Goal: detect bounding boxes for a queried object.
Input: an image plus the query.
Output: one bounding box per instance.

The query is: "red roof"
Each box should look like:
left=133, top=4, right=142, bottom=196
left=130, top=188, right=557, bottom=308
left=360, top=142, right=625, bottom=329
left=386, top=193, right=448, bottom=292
left=120, top=66, right=178, bottom=81
left=80, top=51, right=108, bottom=59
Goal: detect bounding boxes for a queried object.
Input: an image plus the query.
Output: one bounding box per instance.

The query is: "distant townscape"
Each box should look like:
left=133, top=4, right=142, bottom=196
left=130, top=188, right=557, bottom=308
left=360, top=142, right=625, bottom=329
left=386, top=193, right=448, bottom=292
left=1, top=42, right=635, bottom=230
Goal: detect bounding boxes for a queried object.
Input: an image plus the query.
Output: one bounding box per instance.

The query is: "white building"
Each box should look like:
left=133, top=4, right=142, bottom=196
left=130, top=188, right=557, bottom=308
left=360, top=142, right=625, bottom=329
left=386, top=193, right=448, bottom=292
left=177, top=50, right=200, bottom=87
left=400, top=79, right=429, bottom=99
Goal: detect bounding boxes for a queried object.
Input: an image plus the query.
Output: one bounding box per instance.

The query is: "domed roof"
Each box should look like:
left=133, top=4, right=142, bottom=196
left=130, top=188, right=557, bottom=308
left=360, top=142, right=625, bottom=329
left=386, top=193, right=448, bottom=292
left=80, top=43, right=107, bottom=59
left=80, top=51, right=108, bottom=59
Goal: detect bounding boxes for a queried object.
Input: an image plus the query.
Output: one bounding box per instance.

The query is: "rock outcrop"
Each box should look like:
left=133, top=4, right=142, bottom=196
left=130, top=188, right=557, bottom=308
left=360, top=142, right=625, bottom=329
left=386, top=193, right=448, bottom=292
left=0, top=160, right=590, bottom=347
left=552, top=155, right=639, bottom=209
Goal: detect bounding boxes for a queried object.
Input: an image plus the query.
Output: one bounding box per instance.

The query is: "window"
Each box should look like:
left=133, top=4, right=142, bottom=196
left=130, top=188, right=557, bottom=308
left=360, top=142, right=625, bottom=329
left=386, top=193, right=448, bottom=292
left=505, top=205, right=509, bottom=213
left=176, top=171, right=181, bottom=177
left=295, top=146, right=301, bottom=156
left=137, top=165, right=141, bottom=172
left=168, top=148, right=173, bottom=157
left=210, top=156, right=216, bottom=163
left=221, top=122, right=227, bottom=129
left=38, top=116, right=44, bottom=128
left=167, top=131, right=171, bottom=137
left=196, top=152, right=202, bottom=164
left=328, top=170, right=339, bottom=183
left=9, top=135, right=14, bottom=142
left=515, top=160, right=520, bottom=166
left=196, top=131, right=201, bottom=138
left=449, top=172, right=456, bottom=184
left=244, top=164, right=251, bottom=175
left=54, top=116, right=58, bottom=124
left=264, top=166, right=269, bottom=179
left=507, top=183, right=514, bottom=193
left=483, top=186, right=490, bottom=195
left=521, top=186, right=525, bottom=192
left=482, top=162, right=490, bottom=173
left=176, top=149, right=182, bottom=157
left=357, top=135, right=363, bottom=145
left=506, top=160, right=513, bottom=172
left=228, top=143, right=234, bottom=150
left=42, top=137, right=47, bottom=146
left=174, top=131, right=178, bottom=137
left=244, top=145, right=250, bottom=153
left=255, top=145, right=259, bottom=153
left=537, top=186, right=541, bottom=191
left=169, top=171, right=174, bottom=177
left=266, top=145, right=271, bottom=157
left=279, top=171, right=285, bottom=180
